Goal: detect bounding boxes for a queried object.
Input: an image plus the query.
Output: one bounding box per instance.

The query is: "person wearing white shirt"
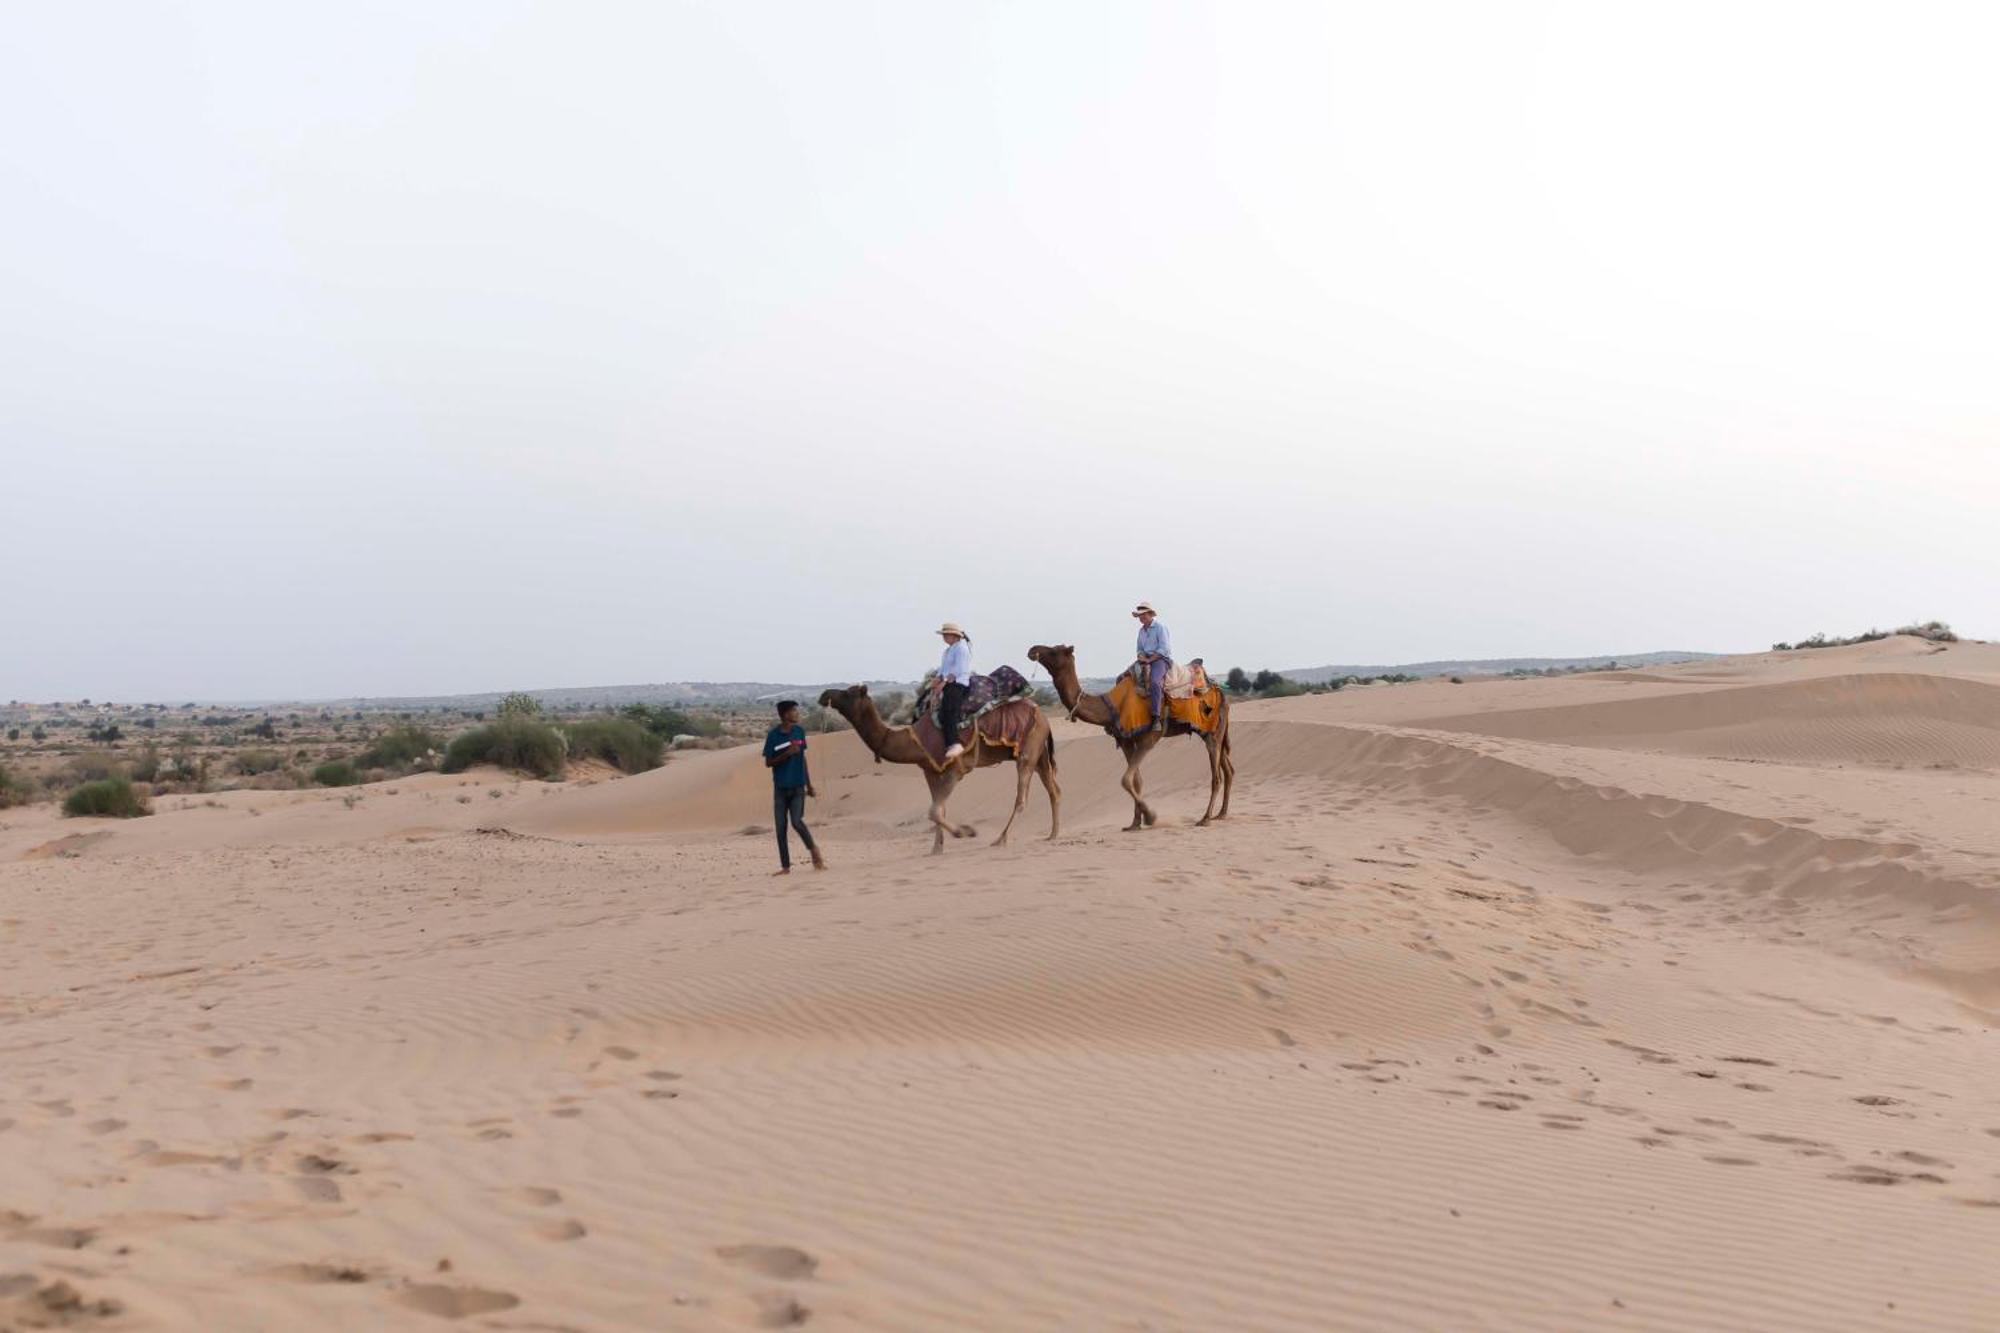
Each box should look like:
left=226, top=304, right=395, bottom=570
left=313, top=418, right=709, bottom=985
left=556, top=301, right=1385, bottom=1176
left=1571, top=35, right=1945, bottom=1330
left=934, top=622, right=973, bottom=760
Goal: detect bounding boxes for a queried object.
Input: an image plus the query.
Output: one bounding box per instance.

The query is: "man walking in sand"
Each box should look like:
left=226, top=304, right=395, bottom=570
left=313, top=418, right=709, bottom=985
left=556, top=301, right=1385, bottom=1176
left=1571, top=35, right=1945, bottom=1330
left=933, top=622, right=974, bottom=762
left=1133, top=601, right=1172, bottom=733
left=763, top=700, right=825, bottom=875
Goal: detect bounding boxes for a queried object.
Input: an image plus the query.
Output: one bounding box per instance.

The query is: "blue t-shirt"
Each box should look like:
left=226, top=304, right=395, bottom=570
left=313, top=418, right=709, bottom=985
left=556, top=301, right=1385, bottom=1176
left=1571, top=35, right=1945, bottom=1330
left=763, top=724, right=809, bottom=788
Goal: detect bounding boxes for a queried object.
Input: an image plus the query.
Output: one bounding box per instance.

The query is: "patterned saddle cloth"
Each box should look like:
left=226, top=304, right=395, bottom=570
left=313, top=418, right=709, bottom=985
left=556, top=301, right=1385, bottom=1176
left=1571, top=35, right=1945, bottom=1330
left=912, top=695, right=1042, bottom=765
left=915, top=663, right=1031, bottom=723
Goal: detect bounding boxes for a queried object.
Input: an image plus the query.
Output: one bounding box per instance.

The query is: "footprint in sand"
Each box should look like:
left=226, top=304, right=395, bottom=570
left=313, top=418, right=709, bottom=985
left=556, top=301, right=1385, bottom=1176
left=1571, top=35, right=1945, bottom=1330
left=394, top=1283, right=521, bottom=1319
left=513, top=1187, right=562, bottom=1206
left=752, top=1292, right=811, bottom=1327
left=16, top=1226, right=96, bottom=1249
left=533, top=1219, right=586, bottom=1241
left=717, top=1244, right=819, bottom=1281
left=268, top=1262, right=372, bottom=1284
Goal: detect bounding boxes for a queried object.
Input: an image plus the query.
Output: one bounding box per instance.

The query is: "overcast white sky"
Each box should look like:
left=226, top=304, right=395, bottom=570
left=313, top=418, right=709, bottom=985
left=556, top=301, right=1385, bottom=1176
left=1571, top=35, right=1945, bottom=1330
left=4, top=2, right=1996, bottom=701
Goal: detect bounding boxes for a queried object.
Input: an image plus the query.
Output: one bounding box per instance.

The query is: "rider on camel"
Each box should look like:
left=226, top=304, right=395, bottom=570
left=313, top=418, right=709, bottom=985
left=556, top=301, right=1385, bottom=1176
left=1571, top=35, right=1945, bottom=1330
left=934, top=622, right=973, bottom=761
left=1133, top=601, right=1172, bottom=734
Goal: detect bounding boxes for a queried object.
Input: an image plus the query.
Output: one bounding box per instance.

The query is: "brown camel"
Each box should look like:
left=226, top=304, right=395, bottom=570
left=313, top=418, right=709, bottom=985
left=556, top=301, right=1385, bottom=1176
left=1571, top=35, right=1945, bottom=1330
left=816, top=684, right=1060, bottom=854
left=1026, top=644, right=1234, bottom=830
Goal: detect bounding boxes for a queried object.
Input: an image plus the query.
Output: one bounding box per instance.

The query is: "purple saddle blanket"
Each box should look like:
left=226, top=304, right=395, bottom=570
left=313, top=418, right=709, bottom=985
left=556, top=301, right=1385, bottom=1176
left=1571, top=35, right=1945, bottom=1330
left=915, top=664, right=1030, bottom=725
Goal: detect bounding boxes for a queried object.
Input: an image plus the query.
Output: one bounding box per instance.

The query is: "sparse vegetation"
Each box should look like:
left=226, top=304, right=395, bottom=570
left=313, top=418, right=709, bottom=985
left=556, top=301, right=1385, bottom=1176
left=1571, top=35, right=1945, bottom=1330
left=442, top=717, right=568, bottom=780
left=497, top=692, right=543, bottom=720
left=62, top=776, right=150, bottom=819
left=356, top=723, right=443, bottom=771
left=560, top=717, right=664, bottom=774
left=311, top=760, right=360, bottom=787
left=1773, top=621, right=1957, bottom=652
left=0, top=762, right=33, bottom=808
left=233, top=749, right=285, bottom=776
left=620, top=703, right=722, bottom=740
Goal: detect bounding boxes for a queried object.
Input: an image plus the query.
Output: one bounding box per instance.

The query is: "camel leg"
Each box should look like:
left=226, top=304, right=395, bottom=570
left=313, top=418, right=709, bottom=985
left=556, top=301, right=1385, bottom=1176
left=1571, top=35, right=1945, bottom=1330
left=1124, top=761, right=1158, bottom=831
left=993, top=756, right=1031, bottom=847
left=926, top=770, right=961, bottom=854
left=1216, top=731, right=1234, bottom=819
left=1196, top=733, right=1224, bottom=825
left=1039, top=745, right=1062, bottom=841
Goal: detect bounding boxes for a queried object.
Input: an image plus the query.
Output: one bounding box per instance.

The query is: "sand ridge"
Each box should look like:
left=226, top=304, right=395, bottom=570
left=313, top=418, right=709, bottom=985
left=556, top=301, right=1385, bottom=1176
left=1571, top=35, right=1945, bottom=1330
left=3, top=635, right=1999, bottom=1328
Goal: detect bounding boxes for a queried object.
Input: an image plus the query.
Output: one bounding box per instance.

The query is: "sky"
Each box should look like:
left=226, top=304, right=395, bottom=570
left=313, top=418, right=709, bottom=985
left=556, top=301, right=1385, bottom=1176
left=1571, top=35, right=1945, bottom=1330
left=4, top=1, right=1997, bottom=702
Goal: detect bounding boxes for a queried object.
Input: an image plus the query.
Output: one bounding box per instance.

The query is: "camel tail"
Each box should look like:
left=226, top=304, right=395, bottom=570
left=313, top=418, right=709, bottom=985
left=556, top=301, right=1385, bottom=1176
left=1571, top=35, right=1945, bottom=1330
left=1045, top=733, right=1057, bottom=772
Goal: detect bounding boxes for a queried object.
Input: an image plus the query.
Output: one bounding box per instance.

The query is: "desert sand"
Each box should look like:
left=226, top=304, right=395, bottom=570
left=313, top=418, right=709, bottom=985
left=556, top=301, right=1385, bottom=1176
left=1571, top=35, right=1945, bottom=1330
left=4, top=634, right=1999, bottom=1330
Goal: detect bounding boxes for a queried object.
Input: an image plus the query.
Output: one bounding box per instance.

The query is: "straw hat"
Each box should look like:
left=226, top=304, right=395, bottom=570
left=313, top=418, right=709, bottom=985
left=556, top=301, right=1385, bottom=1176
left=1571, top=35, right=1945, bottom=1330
left=937, top=622, right=966, bottom=637
left=1131, top=602, right=1157, bottom=618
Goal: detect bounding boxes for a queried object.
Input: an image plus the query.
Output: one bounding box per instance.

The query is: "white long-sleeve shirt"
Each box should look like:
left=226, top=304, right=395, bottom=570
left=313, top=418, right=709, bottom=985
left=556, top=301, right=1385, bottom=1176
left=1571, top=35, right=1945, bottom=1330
left=939, top=639, right=972, bottom=686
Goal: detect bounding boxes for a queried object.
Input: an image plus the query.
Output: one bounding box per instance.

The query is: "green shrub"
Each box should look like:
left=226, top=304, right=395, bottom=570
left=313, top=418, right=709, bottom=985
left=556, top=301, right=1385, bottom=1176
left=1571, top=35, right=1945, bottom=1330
left=312, top=760, right=360, bottom=787
left=357, top=723, right=443, bottom=770
left=497, top=692, right=543, bottom=720
left=442, top=717, right=568, bottom=780
left=561, top=718, right=664, bottom=774
left=619, top=703, right=722, bottom=739
left=63, top=776, right=150, bottom=818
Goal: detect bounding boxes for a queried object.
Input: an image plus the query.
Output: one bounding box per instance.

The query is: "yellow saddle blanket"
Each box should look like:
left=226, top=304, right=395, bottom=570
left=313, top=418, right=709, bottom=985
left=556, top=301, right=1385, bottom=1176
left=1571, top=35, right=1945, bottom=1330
left=1104, top=675, right=1224, bottom=738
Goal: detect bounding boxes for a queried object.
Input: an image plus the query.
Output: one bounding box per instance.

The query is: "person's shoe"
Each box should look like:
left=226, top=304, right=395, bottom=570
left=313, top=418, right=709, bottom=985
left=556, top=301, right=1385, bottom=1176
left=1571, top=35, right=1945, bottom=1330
left=943, top=743, right=965, bottom=761
left=1152, top=713, right=1167, bottom=734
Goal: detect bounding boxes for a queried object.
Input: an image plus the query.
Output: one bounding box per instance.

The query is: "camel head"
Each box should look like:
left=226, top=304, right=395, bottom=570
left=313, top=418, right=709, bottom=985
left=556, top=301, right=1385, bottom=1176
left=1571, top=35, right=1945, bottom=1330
left=817, top=684, right=869, bottom=717
left=1027, top=644, right=1075, bottom=674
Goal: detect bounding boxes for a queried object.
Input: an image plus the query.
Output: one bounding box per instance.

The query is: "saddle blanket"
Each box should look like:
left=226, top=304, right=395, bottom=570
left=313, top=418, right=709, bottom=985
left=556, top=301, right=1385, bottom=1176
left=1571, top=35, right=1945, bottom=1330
left=1105, top=674, right=1224, bottom=739
left=915, top=663, right=1031, bottom=722
left=913, top=696, right=1042, bottom=765
left=1131, top=660, right=1210, bottom=700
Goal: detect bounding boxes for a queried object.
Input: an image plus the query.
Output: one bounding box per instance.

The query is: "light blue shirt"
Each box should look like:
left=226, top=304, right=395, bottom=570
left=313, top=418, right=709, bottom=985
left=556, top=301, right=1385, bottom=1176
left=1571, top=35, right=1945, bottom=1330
left=1136, top=621, right=1172, bottom=661
left=939, top=638, right=972, bottom=685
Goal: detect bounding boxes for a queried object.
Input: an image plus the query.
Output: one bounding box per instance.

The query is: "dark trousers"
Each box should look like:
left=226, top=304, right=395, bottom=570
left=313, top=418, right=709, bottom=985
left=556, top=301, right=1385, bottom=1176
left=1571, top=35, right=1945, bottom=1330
left=938, top=680, right=969, bottom=750
left=774, top=784, right=816, bottom=869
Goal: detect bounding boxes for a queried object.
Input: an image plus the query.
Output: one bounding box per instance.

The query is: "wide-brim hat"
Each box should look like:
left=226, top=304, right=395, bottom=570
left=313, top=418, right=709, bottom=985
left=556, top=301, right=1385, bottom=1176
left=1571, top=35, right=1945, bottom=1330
left=937, top=622, right=965, bottom=637
left=1131, top=601, right=1157, bottom=617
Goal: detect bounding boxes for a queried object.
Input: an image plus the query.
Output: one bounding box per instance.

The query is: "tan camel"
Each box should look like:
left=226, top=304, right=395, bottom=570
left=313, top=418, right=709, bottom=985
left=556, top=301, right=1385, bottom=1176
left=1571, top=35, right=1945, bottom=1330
left=1026, top=644, right=1234, bottom=830
left=816, top=684, right=1060, bottom=854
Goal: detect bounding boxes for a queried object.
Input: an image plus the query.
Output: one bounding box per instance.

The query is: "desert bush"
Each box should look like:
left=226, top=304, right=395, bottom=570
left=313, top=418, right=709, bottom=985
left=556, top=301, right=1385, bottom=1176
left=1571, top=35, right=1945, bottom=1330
left=561, top=718, right=664, bottom=774
left=1260, top=678, right=1309, bottom=698
left=66, top=752, right=126, bottom=784
left=1224, top=667, right=1251, bottom=693
left=442, top=717, right=568, bottom=780
left=131, top=743, right=162, bottom=783
left=234, top=749, right=285, bottom=776
left=1777, top=621, right=1956, bottom=652
left=30, top=725, right=46, bottom=742
left=311, top=760, right=360, bottom=787
left=356, top=723, right=443, bottom=771
left=620, top=703, right=723, bottom=740
left=6, top=727, right=19, bottom=741
left=497, top=692, right=543, bottom=720
left=0, top=763, right=34, bottom=808
left=63, top=776, right=150, bottom=818
left=85, top=722, right=122, bottom=743
left=249, top=717, right=278, bottom=740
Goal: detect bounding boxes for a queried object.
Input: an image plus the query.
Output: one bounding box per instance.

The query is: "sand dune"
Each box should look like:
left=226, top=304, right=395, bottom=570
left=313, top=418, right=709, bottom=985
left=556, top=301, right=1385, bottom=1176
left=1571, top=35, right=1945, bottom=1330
left=1421, top=671, right=2000, bottom=767
left=4, top=637, right=2000, bottom=1328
